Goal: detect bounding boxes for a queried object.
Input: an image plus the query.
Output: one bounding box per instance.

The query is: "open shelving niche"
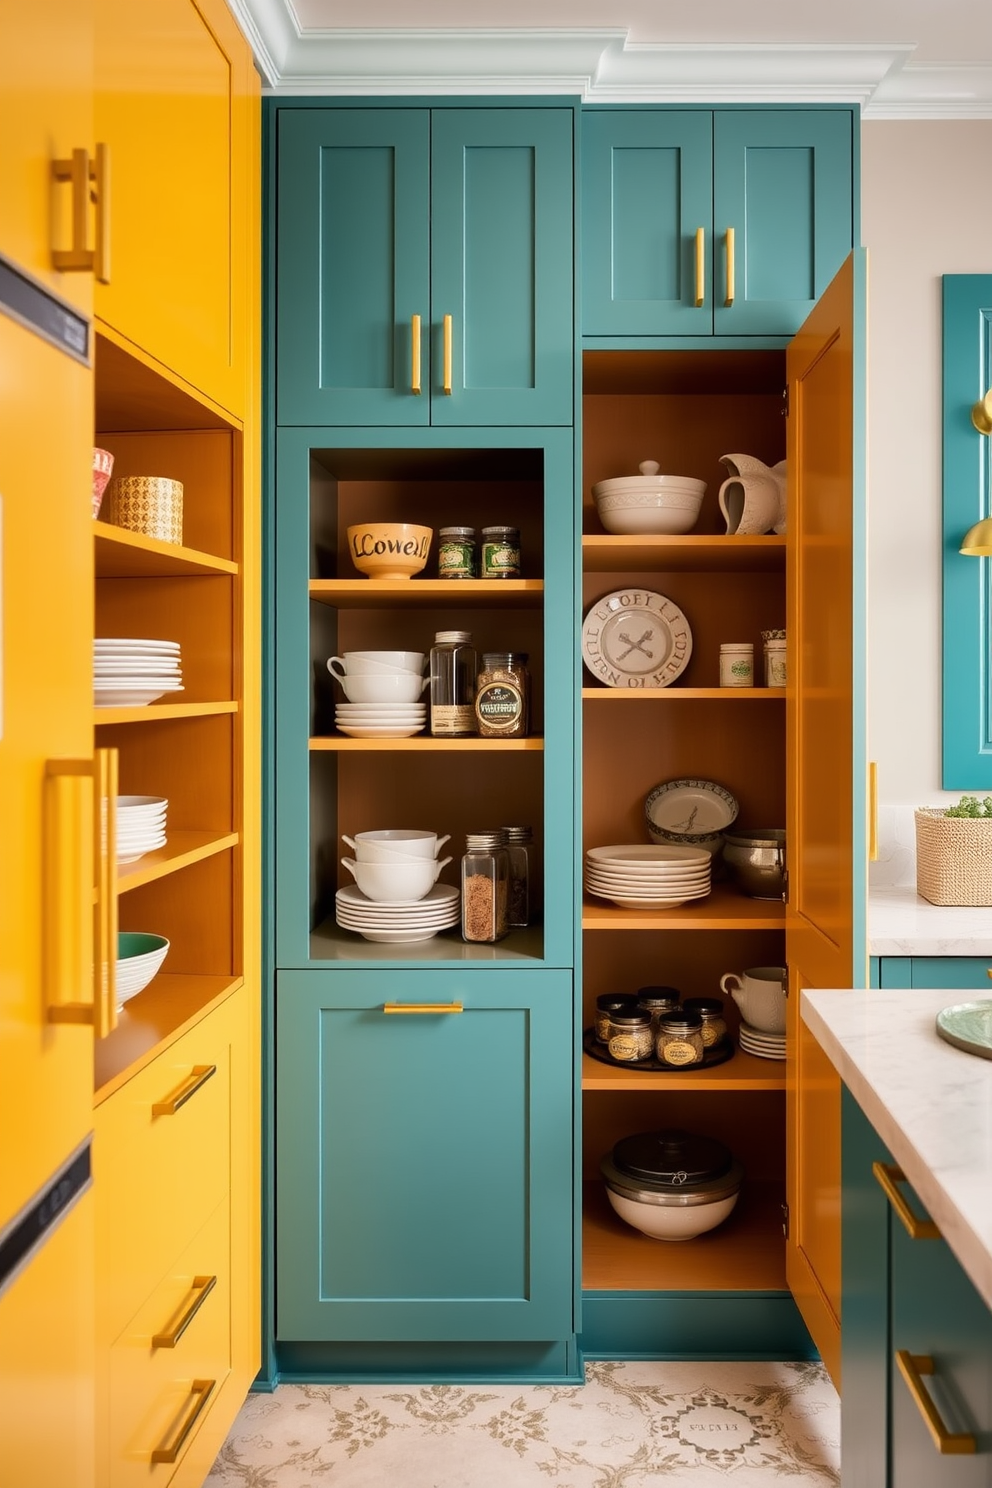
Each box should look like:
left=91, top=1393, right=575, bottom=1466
left=92, top=330, right=249, bottom=1099
left=579, top=348, right=794, bottom=1308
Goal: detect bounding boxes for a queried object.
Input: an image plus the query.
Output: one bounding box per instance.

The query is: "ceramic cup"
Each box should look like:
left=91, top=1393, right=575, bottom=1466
left=352, top=829, right=446, bottom=860
left=719, top=966, right=787, bottom=1034
left=342, top=832, right=450, bottom=863
left=326, top=664, right=429, bottom=704
left=341, top=855, right=452, bottom=902
left=327, top=653, right=425, bottom=677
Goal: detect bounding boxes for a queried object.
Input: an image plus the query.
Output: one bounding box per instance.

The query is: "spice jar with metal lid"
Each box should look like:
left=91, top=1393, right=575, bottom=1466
left=607, top=1009, right=655, bottom=1064
left=681, top=997, right=728, bottom=1048
left=461, top=832, right=509, bottom=943
left=500, top=825, right=533, bottom=928
left=475, top=652, right=530, bottom=738
left=655, top=1009, right=705, bottom=1067
left=430, top=630, right=477, bottom=737
left=636, top=986, right=681, bottom=1034
left=595, top=993, right=638, bottom=1044
left=481, top=525, right=521, bottom=579
left=437, top=526, right=477, bottom=579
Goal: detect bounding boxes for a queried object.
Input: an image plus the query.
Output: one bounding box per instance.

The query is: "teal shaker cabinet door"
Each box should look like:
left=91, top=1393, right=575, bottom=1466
left=275, top=969, right=574, bottom=1344
left=276, top=108, right=432, bottom=427
left=581, top=110, right=713, bottom=338
left=712, top=110, right=854, bottom=338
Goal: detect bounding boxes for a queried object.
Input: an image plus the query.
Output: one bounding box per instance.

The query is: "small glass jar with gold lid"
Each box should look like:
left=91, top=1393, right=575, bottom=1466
left=655, top=1010, right=705, bottom=1068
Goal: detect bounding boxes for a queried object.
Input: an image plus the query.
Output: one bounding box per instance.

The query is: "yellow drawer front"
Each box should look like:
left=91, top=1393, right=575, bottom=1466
left=97, top=1008, right=234, bottom=1340
left=108, top=1199, right=231, bottom=1488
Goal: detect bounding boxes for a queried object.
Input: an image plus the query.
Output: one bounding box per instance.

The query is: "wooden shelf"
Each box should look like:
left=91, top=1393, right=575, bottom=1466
left=582, top=1178, right=787, bottom=1292
left=582, top=535, right=786, bottom=573
left=94, top=521, right=238, bottom=578
left=582, top=686, right=784, bottom=701
left=581, top=1047, right=784, bottom=1092
left=117, top=831, right=239, bottom=893
left=310, top=578, right=543, bottom=608
left=310, top=921, right=545, bottom=964
left=582, top=883, right=785, bottom=931
left=95, top=701, right=238, bottom=725
left=309, top=735, right=543, bottom=752
left=94, top=974, right=243, bottom=1103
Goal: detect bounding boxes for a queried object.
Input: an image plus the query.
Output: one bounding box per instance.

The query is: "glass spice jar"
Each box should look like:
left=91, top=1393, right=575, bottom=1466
left=437, top=526, right=477, bottom=579
left=636, top=985, right=681, bottom=1034
left=606, top=1010, right=655, bottom=1064
left=429, top=630, right=477, bottom=737
left=595, top=993, right=638, bottom=1044
left=655, top=1010, right=706, bottom=1067
left=500, top=825, right=533, bottom=928
left=681, top=997, right=728, bottom=1048
left=475, top=652, right=530, bottom=738
left=461, top=832, right=509, bottom=943
left=480, top=525, right=521, bottom=579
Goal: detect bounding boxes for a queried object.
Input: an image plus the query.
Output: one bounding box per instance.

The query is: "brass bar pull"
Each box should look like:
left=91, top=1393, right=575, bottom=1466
left=150, top=1379, right=215, bottom=1464
left=152, top=1065, right=217, bottom=1116
left=442, top=313, right=453, bottom=395
left=93, top=747, right=118, bottom=1038
left=725, top=228, right=735, bottom=306
left=873, top=1162, right=941, bottom=1240
left=152, top=1275, right=217, bottom=1348
left=93, top=142, right=111, bottom=284
left=694, top=228, right=704, bottom=307
left=52, top=144, right=110, bottom=281
left=411, top=313, right=422, bottom=395
left=383, top=1002, right=463, bottom=1015
left=895, top=1352, right=977, bottom=1455
left=44, top=759, right=95, bottom=1025
left=869, top=760, right=879, bottom=862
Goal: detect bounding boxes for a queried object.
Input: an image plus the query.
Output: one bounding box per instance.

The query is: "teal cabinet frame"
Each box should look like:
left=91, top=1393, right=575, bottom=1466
left=873, top=956, right=992, bottom=990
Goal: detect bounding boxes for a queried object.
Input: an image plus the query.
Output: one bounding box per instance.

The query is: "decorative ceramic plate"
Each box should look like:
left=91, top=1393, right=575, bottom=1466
left=935, top=1000, right=992, bottom=1060
left=645, top=778, right=739, bottom=842
left=581, top=588, right=692, bottom=688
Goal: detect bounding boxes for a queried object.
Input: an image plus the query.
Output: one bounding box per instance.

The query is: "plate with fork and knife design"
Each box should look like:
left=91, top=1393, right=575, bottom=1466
left=581, top=588, right=693, bottom=688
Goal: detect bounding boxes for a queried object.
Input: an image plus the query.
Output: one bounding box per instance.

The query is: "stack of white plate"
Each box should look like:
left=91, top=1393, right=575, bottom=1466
left=334, top=703, right=426, bottom=739
left=94, top=638, right=183, bottom=707
left=584, top=844, right=712, bottom=909
left=335, top=882, right=460, bottom=943
left=116, top=795, right=168, bottom=864
left=739, top=1023, right=787, bottom=1061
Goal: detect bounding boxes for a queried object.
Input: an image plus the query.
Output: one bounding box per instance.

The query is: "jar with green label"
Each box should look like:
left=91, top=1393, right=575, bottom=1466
left=437, top=526, right=477, bottom=579
left=480, top=526, right=521, bottom=579
left=475, top=652, right=530, bottom=738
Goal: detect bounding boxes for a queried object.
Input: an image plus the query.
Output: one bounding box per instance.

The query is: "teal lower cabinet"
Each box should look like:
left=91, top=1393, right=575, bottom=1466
left=274, top=968, right=578, bottom=1380
left=842, top=1087, right=992, bottom=1486
left=872, top=956, right=992, bottom=990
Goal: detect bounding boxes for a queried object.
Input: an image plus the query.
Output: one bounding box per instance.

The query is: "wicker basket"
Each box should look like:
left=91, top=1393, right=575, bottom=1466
left=915, top=807, right=992, bottom=905
left=106, top=475, right=183, bottom=545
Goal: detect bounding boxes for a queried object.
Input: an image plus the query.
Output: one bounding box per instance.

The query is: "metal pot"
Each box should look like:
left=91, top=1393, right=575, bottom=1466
left=722, top=829, right=786, bottom=900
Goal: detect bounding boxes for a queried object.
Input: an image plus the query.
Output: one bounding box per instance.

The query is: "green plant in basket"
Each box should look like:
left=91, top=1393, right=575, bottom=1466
left=945, top=795, right=992, bottom=818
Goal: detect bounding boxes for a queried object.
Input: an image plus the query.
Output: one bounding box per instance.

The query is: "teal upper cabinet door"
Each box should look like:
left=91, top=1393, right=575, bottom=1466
left=581, top=110, right=713, bottom=337
left=276, top=105, right=573, bottom=427
left=276, top=109, right=432, bottom=426
left=713, top=110, right=854, bottom=337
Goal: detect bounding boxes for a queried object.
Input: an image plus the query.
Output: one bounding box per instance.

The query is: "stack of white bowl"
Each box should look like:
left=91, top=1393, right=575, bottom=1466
left=116, top=795, right=168, bottom=863
left=592, top=461, right=706, bottom=535
left=584, top=844, right=712, bottom=909
left=94, top=638, right=183, bottom=707
left=336, top=830, right=459, bottom=943
left=327, top=651, right=428, bottom=737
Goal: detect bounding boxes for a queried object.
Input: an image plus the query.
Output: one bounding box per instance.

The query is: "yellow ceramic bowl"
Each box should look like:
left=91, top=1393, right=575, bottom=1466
left=346, top=522, right=432, bottom=580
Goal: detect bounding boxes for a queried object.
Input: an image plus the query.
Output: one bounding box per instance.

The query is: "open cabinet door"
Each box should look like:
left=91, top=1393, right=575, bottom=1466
left=785, top=249, right=868, bottom=1388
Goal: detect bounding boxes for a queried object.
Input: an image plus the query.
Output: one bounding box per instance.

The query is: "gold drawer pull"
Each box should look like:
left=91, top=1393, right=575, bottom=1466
left=895, top=1351, right=977, bottom=1455
left=150, top=1378, right=215, bottom=1464
left=442, top=313, right=453, bottom=395
left=873, top=1162, right=941, bottom=1240
left=152, top=1275, right=217, bottom=1349
left=152, top=1064, right=216, bottom=1116
left=694, top=227, right=704, bottom=306
left=725, top=227, right=735, bottom=306
left=383, top=1002, right=463, bottom=1015
left=411, top=313, right=422, bottom=394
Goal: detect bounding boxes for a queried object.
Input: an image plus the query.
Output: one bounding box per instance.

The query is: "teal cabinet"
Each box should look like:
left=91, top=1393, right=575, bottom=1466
left=275, top=969, right=575, bottom=1345
left=276, top=105, right=574, bottom=427
left=582, top=107, right=855, bottom=341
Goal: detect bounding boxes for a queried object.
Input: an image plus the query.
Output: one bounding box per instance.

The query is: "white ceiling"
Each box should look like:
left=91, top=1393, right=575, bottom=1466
left=230, top=0, right=992, bottom=115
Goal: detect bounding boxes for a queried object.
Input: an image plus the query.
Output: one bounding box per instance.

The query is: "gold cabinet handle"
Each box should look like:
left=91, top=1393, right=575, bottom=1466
left=44, top=759, right=95, bottom=1028
left=895, top=1352, right=977, bottom=1455
left=150, top=1379, right=215, bottom=1464
left=152, top=1064, right=217, bottom=1116
left=869, top=760, right=879, bottom=862
left=51, top=142, right=111, bottom=283
left=725, top=228, right=735, bottom=306
left=442, top=313, right=453, bottom=395
left=411, top=313, right=422, bottom=395
left=971, top=390, right=992, bottom=435
left=694, top=227, right=705, bottom=307
left=383, top=1002, right=463, bottom=1015
left=873, top=1162, right=941, bottom=1240
left=152, top=1275, right=217, bottom=1348
left=94, top=747, right=118, bottom=1036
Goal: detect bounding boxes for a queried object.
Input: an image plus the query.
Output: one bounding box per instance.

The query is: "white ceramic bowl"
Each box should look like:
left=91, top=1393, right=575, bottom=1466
left=344, top=650, right=426, bottom=672
left=342, top=832, right=450, bottom=863
left=327, top=653, right=425, bottom=677
left=342, top=855, right=451, bottom=902
left=352, top=830, right=444, bottom=860
left=327, top=667, right=429, bottom=704
left=115, top=932, right=169, bottom=1008
left=604, top=1185, right=740, bottom=1241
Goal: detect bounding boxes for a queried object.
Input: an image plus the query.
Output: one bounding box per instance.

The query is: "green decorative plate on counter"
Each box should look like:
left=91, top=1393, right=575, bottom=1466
left=935, top=1000, right=992, bottom=1060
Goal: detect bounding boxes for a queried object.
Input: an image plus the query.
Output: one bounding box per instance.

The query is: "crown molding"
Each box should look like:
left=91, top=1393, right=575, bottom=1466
left=224, top=10, right=992, bottom=117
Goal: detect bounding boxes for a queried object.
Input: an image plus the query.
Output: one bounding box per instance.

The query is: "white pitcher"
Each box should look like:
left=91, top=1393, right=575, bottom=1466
left=717, top=454, right=784, bottom=536
left=719, top=966, right=787, bottom=1034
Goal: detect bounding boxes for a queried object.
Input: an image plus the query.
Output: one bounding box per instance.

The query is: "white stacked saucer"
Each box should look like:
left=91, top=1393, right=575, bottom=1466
left=116, top=795, right=168, bottom=863
left=739, top=1023, right=787, bottom=1061
left=94, top=638, right=183, bottom=707
left=334, top=702, right=426, bottom=739
left=335, top=882, right=460, bottom=943
left=584, top=844, right=711, bottom=910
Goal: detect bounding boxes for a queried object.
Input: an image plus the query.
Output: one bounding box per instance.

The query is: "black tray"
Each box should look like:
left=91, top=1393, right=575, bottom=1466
left=583, top=1026, right=735, bottom=1072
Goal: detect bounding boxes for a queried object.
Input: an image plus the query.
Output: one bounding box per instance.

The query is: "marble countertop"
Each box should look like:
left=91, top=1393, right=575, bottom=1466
left=802, top=986, right=992, bottom=1310
left=869, top=884, right=992, bottom=956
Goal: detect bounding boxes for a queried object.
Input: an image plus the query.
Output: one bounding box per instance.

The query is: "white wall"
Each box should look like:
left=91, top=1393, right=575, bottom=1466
left=861, top=121, right=992, bottom=877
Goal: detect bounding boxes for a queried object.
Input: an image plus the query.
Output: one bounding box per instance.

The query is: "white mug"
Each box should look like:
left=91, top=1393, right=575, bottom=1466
left=719, top=966, right=787, bottom=1034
